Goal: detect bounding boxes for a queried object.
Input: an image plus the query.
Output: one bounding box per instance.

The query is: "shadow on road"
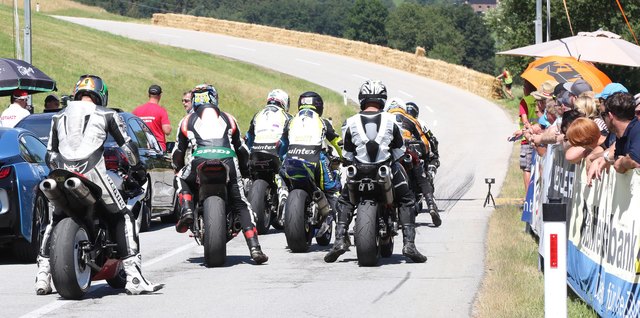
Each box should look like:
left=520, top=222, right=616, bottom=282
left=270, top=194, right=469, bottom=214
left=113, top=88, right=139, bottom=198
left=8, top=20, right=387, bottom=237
left=187, top=255, right=255, bottom=267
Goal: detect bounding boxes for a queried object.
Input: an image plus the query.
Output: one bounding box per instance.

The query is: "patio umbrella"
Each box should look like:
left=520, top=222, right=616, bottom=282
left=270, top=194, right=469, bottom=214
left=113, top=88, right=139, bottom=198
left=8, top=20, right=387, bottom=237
left=521, top=56, right=611, bottom=93
left=0, top=58, right=56, bottom=97
left=498, top=29, right=640, bottom=67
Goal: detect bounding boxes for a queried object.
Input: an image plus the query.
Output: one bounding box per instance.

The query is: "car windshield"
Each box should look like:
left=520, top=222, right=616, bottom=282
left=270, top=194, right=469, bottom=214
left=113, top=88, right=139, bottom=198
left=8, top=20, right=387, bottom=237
left=15, top=116, right=54, bottom=143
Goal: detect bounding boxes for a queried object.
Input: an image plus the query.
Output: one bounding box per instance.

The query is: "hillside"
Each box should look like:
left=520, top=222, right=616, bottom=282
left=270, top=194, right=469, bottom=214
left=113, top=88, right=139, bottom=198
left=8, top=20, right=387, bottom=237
left=0, top=4, right=354, bottom=136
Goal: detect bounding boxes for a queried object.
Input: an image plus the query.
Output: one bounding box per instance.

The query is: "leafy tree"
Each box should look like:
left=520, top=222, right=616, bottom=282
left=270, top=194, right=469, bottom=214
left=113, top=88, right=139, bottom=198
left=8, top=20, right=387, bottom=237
left=344, top=0, right=389, bottom=45
left=486, top=0, right=640, bottom=88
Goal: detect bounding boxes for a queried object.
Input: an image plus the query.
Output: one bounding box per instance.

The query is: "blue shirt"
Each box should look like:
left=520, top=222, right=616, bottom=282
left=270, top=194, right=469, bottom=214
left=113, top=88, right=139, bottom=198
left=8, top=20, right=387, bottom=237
left=614, top=117, right=640, bottom=163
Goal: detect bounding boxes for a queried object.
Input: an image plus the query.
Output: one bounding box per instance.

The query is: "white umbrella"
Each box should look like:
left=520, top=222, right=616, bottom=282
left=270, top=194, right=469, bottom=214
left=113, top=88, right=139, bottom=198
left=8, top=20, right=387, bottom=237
left=498, top=29, right=640, bottom=67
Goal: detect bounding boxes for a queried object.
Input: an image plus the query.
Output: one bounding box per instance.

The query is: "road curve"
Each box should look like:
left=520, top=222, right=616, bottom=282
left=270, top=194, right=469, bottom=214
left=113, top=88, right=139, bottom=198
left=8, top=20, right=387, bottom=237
left=4, top=16, right=516, bottom=318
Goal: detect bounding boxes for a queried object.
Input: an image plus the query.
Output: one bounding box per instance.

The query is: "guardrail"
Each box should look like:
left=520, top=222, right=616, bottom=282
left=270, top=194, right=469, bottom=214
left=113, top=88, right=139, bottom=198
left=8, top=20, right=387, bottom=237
left=523, top=144, right=640, bottom=317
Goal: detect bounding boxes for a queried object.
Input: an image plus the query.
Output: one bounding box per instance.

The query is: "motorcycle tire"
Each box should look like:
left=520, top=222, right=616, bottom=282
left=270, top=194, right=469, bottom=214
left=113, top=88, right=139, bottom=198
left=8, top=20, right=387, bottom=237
left=271, top=194, right=286, bottom=230
left=248, top=179, right=271, bottom=235
left=380, top=235, right=394, bottom=258
left=50, top=218, right=92, bottom=300
left=284, top=189, right=310, bottom=253
left=203, top=196, right=227, bottom=267
left=106, top=268, right=127, bottom=289
left=139, top=181, right=152, bottom=233
left=355, top=201, right=379, bottom=266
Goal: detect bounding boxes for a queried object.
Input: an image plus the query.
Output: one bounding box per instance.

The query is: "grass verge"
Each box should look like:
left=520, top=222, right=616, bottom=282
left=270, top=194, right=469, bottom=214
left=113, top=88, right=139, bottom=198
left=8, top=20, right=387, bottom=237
left=0, top=4, right=355, bottom=138
left=473, top=126, right=597, bottom=317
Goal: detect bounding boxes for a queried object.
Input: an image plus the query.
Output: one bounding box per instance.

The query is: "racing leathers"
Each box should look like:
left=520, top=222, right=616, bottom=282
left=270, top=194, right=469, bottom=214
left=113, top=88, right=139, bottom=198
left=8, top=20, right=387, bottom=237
left=36, top=100, right=162, bottom=295
left=417, top=118, right=440, bottom=180
left=172, top=104, right=268, bottom=264
left=324, top=110, right=427, bottom=263
left=388, top=107, right=440, bottom=224
left=284, top=108, right=342, bottom=232
left=246, top=104, right=292, bottom=160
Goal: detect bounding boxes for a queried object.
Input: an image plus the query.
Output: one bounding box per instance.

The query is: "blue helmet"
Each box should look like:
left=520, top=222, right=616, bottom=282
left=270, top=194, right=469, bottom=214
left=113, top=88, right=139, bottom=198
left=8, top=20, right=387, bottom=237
left=191, top=84, right=218, bottom=111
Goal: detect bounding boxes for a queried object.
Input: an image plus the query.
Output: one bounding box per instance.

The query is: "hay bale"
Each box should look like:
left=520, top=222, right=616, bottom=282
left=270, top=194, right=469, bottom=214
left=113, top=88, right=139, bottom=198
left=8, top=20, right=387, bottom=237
left=415, top=46, right=426, bottom=57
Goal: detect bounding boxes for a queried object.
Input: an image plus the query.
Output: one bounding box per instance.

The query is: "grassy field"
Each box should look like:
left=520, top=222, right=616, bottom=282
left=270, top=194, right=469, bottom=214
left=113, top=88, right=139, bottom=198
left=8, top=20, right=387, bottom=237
left=473, top=90, right=597, bottom=317
left=0, top=4, right=355, bottom=137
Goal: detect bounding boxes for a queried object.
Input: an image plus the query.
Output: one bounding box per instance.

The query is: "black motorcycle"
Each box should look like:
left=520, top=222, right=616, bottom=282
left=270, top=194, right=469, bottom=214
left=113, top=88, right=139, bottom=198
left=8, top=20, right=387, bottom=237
left=282, top=157, right=333, bottom=253
left=40, top=168, right=147, bottom=300
left=344, top=161, right=398, bottom=266
left=189, top=159, right=243, bottom=267
left=247, top=151, right=283, bottom=234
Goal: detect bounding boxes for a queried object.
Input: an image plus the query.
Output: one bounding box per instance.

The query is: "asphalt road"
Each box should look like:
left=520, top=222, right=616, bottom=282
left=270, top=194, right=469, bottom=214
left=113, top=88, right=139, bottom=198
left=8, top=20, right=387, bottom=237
left=2, top=17, right=516, bottom=318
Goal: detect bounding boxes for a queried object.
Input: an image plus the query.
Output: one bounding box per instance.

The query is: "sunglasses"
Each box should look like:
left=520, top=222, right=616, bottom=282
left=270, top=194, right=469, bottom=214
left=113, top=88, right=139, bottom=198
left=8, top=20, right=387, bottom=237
left=182, top=99, right=190, bottom=103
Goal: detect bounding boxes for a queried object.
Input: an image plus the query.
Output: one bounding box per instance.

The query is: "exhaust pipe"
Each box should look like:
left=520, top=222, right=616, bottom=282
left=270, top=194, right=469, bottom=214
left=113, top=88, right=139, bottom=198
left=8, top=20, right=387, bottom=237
left=313, top=190, right=331, bottom=217
left=64, top=177, right=97, bottom=207
left=402, top=154, right=414, bottom=170
left=346, top=165, right=357, bottom=179
left=40, top=179, right=71, bottom=213
left=378, top=166, right=394, bottom=205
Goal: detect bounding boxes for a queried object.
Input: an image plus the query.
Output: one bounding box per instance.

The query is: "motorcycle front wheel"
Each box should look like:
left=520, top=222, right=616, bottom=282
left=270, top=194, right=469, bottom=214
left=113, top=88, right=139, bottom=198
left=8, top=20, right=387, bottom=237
left=50, top=218, right=92, bottom=300
left=203, top=196, right=227, bottom=267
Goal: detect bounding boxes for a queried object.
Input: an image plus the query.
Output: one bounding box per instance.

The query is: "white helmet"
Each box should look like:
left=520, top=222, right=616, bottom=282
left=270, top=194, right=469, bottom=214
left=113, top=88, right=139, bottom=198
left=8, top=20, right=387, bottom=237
left=384, top=97, right=406, bottom=112
left=358, top=80, right=387, bottom=110
left=267, top=89, right=290, bottom=112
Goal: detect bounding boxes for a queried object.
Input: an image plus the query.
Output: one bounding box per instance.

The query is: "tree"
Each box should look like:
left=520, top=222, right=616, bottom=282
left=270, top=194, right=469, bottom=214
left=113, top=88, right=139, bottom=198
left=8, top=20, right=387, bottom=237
left=486, top=0, right=640, bottom=87
left=344, top=0, right=389, bottom=45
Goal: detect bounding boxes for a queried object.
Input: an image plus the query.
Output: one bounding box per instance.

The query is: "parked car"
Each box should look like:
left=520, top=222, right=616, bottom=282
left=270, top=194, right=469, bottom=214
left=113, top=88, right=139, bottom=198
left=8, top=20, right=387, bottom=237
left=0, top=128, right=49, bottom=262
left=15, top=110, right=178, bottom=232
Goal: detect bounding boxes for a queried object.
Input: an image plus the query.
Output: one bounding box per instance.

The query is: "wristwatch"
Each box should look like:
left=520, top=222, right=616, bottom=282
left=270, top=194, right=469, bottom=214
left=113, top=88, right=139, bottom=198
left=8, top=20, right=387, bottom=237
left=603, top=150, right=615, bottom=164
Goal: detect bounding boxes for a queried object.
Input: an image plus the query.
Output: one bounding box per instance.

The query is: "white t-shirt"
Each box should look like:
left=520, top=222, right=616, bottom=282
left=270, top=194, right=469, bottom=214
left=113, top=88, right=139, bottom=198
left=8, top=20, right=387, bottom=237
left=0, top=103, right=31, bottom=128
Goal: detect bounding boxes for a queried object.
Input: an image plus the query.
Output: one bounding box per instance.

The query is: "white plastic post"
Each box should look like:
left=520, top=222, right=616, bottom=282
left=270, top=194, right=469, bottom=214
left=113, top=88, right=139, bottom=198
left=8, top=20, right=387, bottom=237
left=542, top=198, right=567, bottom=318
left=343, top=90, right=348, bottom=106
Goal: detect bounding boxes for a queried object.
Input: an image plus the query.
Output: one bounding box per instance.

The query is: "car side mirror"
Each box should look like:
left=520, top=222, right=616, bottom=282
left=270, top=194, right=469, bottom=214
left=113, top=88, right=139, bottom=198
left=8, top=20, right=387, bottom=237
left=166, top=141, right=175, bottom=153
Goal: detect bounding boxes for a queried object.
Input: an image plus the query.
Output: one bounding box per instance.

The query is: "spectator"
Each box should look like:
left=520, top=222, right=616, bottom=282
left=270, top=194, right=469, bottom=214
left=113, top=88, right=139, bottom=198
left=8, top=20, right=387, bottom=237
left=43, top=94, right=60, bottom=112
left=496, top=67, right=514, bottom=99
left=635, top=93, right=640, bottom=120
left=0, top=90, right=30, bottom=128
left=587, top=92, right=638, bottom=184
left=566, top=118, right=600, bottom=151
left=574, top=95, right=607, bottom=136
left=509, top=80, right=537, bottom=196
left=132, top=84, right=171, bottom=151
left=182, top=90, right=192, bottom=114
left=563, top=78, right=593, bottom=107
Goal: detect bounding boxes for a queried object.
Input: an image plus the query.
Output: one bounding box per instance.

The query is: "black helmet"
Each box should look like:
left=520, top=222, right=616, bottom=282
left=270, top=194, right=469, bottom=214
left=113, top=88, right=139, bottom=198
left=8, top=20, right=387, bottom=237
left=73, top=74, right=108, bottom=106
left=358, top=80, right=387, bottom=110
left=405, top=102, right=419, bottom=118
left=191, top=84, right=218, bottom=112
left=298, top=91, right=324, bottom=116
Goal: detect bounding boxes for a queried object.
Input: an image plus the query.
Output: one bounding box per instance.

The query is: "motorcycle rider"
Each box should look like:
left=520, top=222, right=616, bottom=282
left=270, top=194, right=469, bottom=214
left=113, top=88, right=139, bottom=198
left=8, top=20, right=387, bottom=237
left=324, top=80, right=427, bottom=264
left=246, top=89, right=292, bottom=160
left=284, top=91, right=343, bottom=233
left=172, top=84, right=268, bottom=264
left=35, top=75, right=163, bottom=295
left=385, top=98, right=441, bottom=226
left=405, top=101, right=440, bottom=197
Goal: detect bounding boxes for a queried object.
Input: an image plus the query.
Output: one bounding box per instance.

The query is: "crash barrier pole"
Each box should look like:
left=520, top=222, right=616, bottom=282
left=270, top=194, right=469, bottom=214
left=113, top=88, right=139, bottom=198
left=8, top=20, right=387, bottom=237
left=542, top=197, right=567, bottom=318
left=483, top=178, right=495, bottom=208
left=343, top=90, right=348, bottom=106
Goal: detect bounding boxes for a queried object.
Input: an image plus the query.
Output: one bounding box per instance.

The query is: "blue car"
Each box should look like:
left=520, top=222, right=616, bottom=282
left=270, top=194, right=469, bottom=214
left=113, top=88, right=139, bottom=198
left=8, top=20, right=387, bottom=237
left=0, top=128, right=49, bottom=262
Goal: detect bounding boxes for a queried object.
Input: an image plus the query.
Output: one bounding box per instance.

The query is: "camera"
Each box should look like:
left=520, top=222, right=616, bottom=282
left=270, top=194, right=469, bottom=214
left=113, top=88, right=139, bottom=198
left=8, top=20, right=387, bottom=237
left=60, top=95, right=71, bottom=108
left=485, top=178, right=495, bottom=184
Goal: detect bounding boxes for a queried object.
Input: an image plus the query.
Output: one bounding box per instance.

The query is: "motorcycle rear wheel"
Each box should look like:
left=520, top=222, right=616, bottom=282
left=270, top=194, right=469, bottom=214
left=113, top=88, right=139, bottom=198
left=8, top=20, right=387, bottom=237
left=203, top=196, right=227, bottom=267
left=50, top=218, right=92, bottom=300
left=249, top=179, right=271, bottom=235
left=355, top=201, right=379, bottom=266
left=284, top=189, right=310, bottom=253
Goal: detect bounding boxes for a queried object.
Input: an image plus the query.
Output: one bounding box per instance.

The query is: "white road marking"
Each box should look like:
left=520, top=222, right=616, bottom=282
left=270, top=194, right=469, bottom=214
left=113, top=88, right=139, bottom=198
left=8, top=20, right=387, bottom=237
left=19, top=242, right=197, bottom=318
left=398, top=90, right=413, bottom=98
left=227, top=44, right=256, bottom=52
left=425, top=105, right=434, bottom=113
left=295, top=58, right=321, bottom=66
left=352, top=74, right=369, bottom=80
left=149, top=32, right=180, bottom=38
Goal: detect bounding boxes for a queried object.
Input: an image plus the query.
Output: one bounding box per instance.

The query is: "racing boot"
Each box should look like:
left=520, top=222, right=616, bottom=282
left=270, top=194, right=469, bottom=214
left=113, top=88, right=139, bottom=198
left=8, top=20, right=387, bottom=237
left=123, top=254, right=164, bottom=295
left=244, top=227, right=268, bottom=264
left=402, top=225, right=427, bottom=263
left=34, top=255, right=52, bottom=295
left=175, top=191, right=194, bottom=233
left=324, top=222, right=350, bottom=263
left=426, top=194, right=441, bottom=227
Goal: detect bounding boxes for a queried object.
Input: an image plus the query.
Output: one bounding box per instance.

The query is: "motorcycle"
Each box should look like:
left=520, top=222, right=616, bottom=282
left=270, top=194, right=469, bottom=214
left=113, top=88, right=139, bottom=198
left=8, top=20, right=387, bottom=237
left=282, top=157, right=333, bottom=253
left=247, top=151, right=286, bottom=234
left=344, top=160, right=399, bottom=266
left=403, top=141, right=441, bottom=227
left=39, top=167, right=147, bottom=300
left=189, top=159, right=243, bottom=267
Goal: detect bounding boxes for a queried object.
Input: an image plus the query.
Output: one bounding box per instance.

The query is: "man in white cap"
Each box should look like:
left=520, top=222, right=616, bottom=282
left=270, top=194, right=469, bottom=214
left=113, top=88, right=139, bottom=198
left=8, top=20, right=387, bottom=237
left=1, top=90, right=31, bottom=127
